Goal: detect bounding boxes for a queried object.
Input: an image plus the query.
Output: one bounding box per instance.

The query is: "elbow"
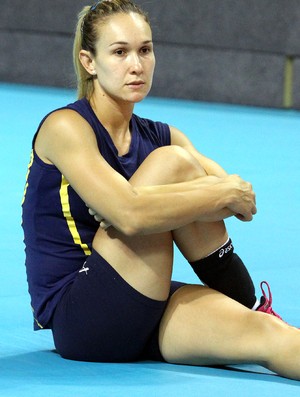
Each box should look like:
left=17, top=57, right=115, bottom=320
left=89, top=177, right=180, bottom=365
left=107, top=189, right=155, bottom=236
left=116, top=213, right=145, bottom=237
left=113, top=204, right=147, bottom=237
left=120, top=225, right=142, bottom=237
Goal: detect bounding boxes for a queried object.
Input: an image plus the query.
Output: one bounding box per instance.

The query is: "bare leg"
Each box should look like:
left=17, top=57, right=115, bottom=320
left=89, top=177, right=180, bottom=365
left=173, top=220, right=228, bottom=262
left=92, top=146, right=202, bottom=301
left=127, top=146, right=255, bottom=308
left=93, top=146, right=250, bottom=300
left=131, top=146, right=230, bottom=261
left=159, top=285, right=300, bottom=380
left=92, top=145, right=225, bottom=300
left=91, top=146, right=300, bottom=379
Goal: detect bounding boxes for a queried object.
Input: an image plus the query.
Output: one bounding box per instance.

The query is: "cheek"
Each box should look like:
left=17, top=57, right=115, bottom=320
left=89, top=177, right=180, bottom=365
left=100, top=63, right=119, bottom=77
left=98, top=65, right=122, bottom=86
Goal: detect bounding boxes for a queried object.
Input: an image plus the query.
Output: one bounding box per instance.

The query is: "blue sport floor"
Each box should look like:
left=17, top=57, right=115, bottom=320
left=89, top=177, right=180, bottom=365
left=1, top=83, right=300, bottom=396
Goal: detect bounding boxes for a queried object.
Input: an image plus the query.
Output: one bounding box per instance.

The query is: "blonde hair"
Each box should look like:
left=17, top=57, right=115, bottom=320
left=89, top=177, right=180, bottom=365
left=73, top=0, right=150, bottom=99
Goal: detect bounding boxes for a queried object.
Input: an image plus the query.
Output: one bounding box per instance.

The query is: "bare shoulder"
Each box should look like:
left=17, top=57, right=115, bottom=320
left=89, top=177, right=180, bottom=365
left=39, top=108, right=93, bottom=141
left=35, top=108, right=97, bottom=164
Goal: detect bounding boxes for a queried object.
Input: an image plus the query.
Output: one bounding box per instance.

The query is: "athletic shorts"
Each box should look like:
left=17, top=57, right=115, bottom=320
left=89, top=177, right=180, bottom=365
left=51, top=250, right=186, bottom=362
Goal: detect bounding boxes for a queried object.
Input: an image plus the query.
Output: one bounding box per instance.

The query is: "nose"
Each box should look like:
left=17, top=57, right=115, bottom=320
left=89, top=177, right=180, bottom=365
left=129, top=53, right=143, bottom=74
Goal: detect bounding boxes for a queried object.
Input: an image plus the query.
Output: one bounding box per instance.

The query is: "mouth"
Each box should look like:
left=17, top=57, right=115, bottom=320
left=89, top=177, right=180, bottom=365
left=126, top=81, right=145, bottom=88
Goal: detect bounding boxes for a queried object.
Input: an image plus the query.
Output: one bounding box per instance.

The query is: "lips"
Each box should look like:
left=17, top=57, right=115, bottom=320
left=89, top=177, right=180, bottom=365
left=127, top=81, right=145, bottom=86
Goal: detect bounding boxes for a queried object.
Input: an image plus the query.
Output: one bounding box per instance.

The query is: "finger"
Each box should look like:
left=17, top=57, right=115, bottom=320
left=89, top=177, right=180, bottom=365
left=235, top=212, right=253, bottom=222
left=94, top=214, right=102, bottom=222
left=100, top=220, right=112, bottom=230
left=88, top=208, right=97, bottom=216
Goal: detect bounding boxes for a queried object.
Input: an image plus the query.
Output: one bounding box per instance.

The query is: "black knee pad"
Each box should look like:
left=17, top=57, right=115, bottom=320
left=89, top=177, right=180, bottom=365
left=189, top=239, right=256, bottom=308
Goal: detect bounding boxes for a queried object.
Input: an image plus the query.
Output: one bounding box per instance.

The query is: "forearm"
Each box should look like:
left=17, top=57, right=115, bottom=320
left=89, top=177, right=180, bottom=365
left=130, top=179, right=234, bottom=235
left=135, top=175, right=221, bottom=195
left=90, top=176, right=233, bottom=234
left=92, top=173, right=255, bottom=235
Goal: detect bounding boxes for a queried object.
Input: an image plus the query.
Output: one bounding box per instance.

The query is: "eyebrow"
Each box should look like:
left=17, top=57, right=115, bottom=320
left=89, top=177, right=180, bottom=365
left=109, top=40, right=153, bottom=47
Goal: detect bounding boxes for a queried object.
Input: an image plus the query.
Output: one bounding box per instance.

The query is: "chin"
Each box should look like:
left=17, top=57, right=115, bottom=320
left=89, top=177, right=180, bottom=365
left=127, top=94, right=148, bottom=104
left=131, top=97, right=146, bottom=104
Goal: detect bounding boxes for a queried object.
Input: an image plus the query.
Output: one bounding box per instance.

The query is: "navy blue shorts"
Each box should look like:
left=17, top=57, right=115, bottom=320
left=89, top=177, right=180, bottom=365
left=51, top=250, right=185, bottom=362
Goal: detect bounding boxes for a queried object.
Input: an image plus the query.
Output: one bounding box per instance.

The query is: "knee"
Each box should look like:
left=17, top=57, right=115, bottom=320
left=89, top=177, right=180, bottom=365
left=146, top=146, right=206, bottom=183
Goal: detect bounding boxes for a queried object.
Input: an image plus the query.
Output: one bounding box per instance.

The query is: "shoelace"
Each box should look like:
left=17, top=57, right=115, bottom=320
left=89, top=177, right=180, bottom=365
left=260, top=281, right=283, bottom=320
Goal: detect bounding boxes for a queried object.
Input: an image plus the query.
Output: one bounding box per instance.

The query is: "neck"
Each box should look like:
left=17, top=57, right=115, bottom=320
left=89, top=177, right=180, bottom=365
left=89, top=90, right=134, bottom=138
left=89, top=90, right=135, bottom=156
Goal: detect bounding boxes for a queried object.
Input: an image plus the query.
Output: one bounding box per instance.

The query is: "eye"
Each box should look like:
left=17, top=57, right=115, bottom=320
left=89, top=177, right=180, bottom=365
left=114, top=48, right=126, bottom=56
left=140, top=46, right=152, bottom=55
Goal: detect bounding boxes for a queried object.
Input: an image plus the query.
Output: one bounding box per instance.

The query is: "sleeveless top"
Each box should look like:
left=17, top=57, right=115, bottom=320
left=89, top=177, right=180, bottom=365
left=22, top=98, right=171, bottom=329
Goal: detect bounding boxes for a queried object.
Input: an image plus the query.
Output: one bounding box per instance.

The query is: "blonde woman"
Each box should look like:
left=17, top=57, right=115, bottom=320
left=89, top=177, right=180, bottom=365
left=22, top=0, right=300, bottom=379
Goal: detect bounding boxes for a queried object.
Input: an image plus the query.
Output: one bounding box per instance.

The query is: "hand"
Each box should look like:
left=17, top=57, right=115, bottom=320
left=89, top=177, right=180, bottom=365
left=225, top=175, right=257, bottom=222
left=86, top=205, right=112, bottom=230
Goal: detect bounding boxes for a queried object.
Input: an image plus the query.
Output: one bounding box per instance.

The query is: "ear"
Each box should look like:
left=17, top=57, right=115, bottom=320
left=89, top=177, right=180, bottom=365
left=79, top=50, right=96, bottom=76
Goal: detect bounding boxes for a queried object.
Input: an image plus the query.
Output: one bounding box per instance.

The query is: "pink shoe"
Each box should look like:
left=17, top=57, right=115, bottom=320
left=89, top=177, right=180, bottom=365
left=256, top=281, right=283, bottom=320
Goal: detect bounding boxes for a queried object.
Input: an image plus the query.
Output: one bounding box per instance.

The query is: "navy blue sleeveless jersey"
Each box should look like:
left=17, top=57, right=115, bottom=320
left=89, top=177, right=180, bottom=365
left=22, top=98, right=171, bottom=330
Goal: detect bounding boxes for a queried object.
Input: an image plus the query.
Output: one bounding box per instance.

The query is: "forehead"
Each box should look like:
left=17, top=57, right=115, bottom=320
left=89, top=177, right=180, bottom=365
left=97, top=12, right=152, bottom=45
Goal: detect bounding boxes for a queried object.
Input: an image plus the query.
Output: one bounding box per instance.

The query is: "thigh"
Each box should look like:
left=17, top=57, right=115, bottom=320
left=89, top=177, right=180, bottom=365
left=51, top=251, right=185, bottom=362
left=52, top=250, right=169, bottom=362
left=158, top=285, right=274, bottom=367
left=93, top=227, right=174, bottom=301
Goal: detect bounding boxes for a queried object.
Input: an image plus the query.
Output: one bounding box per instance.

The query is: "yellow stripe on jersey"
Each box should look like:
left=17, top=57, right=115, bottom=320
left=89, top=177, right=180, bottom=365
left=31, top=305, right=44, bottom=329
left=21, top=150, right=34, bottom=205
left=59, top=175, right=92, bottom=256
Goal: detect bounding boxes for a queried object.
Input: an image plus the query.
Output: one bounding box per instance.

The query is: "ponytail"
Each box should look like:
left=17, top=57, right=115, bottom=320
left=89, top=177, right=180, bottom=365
left=73, top=6, right=95, bottom=99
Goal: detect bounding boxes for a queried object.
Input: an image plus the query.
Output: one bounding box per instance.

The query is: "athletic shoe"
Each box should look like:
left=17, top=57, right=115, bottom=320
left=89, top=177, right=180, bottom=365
left=256, top=281, right=283, bottom=320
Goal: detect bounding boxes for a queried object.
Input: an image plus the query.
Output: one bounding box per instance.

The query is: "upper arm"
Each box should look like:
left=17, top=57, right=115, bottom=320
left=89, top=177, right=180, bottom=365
left=35, top=110, right=136, bottom=231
